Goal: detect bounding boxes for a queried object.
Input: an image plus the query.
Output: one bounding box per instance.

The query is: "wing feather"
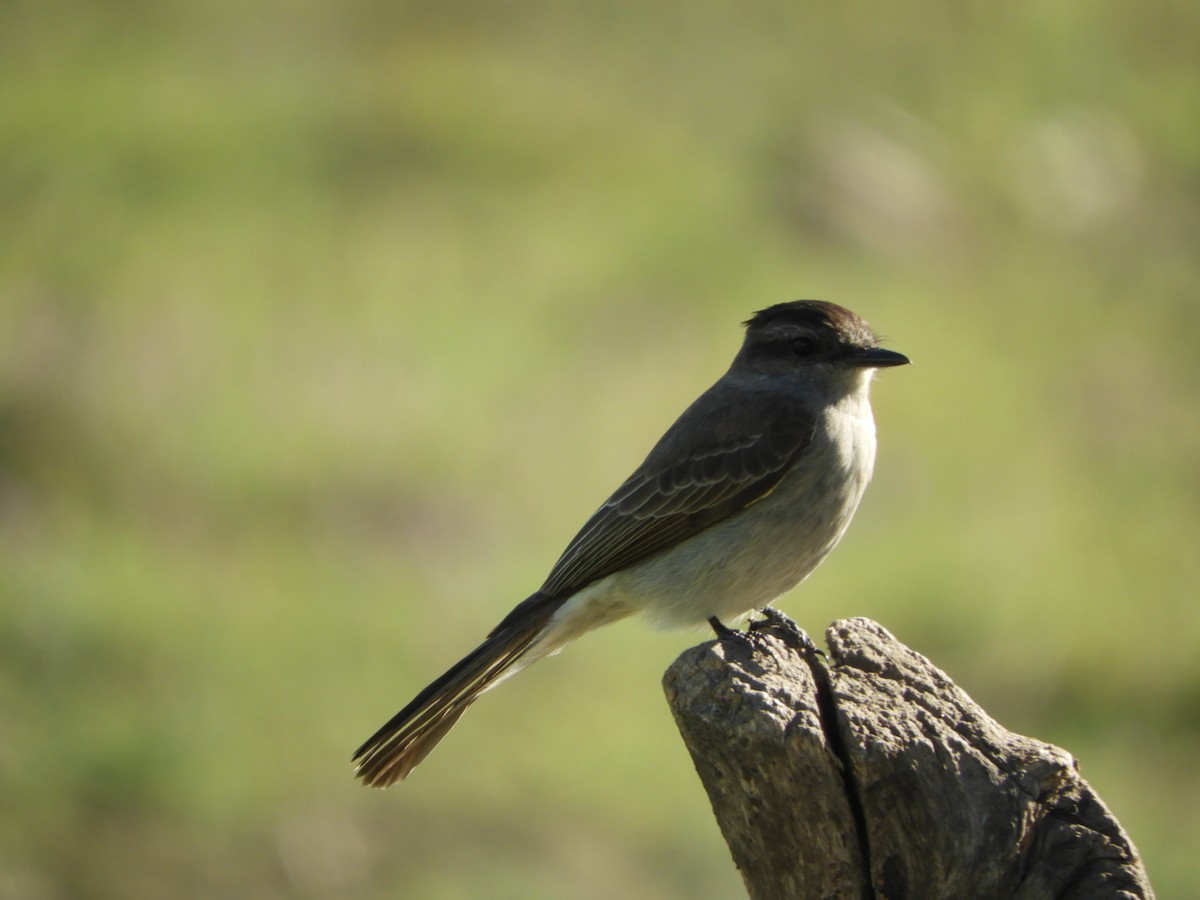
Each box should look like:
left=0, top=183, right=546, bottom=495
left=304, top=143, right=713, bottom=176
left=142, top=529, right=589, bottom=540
left=540, top=394, right=815, bottom=600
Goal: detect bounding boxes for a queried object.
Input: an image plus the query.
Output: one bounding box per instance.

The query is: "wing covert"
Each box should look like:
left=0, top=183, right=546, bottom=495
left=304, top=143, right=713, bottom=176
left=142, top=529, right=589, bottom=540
left=539, top=401, right=815, bottom=600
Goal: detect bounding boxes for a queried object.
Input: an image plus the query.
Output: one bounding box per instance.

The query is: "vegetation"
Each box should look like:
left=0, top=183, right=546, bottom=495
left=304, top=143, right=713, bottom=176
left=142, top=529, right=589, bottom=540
left=3, top=1, right=1197, bottom=896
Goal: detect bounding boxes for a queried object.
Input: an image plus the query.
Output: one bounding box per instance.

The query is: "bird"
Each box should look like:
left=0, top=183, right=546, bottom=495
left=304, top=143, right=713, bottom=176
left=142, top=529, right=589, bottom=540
left=353, top=300, right=908, bottom=786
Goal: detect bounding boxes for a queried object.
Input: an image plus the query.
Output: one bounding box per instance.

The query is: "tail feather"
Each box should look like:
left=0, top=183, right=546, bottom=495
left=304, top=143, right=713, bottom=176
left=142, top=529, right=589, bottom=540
left=353, top=606, right=554, bottom=787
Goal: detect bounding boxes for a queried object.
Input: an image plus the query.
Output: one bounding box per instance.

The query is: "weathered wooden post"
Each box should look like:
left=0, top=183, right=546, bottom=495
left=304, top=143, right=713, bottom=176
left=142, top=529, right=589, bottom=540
left=663, top=616, right=1154, bottom=900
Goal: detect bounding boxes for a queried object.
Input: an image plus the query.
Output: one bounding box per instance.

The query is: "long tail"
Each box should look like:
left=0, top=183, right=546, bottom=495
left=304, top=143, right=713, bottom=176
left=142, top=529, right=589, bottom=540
left=353, top=596, right=558, bottom=787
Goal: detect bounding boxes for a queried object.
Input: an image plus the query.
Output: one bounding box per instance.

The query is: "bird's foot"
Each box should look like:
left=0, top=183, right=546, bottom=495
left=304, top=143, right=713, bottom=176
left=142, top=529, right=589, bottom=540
left=707, top=616, right=765, bottom=656
left=747, top=607, right=818, bottom=654
left=709, top=611, right=819, bottom=657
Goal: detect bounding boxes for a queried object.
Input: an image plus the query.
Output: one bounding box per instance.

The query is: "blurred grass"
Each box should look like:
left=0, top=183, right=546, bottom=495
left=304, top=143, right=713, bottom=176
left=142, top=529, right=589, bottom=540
left=2, top=0, right=1198, bottom=896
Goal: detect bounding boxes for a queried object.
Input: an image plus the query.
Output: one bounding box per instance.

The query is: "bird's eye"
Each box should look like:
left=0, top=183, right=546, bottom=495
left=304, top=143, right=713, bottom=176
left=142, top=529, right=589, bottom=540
left=791, top=335, right=819, bottom=357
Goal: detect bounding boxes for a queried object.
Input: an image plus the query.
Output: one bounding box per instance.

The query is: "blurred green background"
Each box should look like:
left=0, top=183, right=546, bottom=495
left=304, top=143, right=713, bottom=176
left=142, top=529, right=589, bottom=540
left=3, top=1, right=1198, bottom=897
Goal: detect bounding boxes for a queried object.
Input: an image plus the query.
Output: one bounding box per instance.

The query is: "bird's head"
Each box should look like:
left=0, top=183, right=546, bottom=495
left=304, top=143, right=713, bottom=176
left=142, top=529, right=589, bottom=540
left=733, top=300, right=909, bottom=392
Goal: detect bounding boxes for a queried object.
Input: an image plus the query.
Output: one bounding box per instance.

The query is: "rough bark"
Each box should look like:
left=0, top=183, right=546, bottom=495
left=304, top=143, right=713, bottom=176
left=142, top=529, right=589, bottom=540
left=662, top=615, right=1154, bottom=900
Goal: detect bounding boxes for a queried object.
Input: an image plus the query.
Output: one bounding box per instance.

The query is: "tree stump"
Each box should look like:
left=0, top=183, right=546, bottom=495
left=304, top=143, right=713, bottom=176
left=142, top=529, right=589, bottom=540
left=662, top=615, right=1154, bottom=900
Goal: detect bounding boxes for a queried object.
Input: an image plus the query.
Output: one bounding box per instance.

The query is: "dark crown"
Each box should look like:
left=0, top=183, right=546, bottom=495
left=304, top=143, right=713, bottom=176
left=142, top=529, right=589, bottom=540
left=744, top=300, right=879, bottom=349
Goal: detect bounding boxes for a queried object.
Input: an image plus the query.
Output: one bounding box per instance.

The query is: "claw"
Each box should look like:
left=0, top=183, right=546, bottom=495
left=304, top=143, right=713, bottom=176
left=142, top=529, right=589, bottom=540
left=747, top=608, right=818, bottom=654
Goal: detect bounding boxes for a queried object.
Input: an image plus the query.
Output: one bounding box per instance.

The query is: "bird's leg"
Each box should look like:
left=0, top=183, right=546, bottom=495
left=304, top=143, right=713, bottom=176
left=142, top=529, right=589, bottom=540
left=707, top=616, right=762, bottom=654
left=707, top=616, right=739, bottom=639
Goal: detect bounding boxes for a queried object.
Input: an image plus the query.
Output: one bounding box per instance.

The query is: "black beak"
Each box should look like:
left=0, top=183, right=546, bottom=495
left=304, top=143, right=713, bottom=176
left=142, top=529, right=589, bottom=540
left=847, top=346, right=910, bottom=369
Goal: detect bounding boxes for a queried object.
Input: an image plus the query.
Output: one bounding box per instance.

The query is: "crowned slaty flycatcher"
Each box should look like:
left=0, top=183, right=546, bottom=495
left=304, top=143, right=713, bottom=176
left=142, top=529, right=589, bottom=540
left=353, top=300, right=908, bottom=786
